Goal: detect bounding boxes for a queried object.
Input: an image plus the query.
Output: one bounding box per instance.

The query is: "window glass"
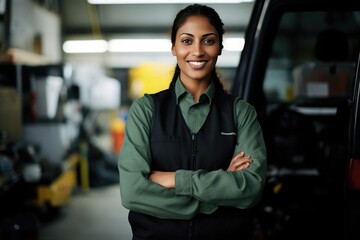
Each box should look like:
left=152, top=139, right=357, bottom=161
left=263, top=11, right=360, bottom=104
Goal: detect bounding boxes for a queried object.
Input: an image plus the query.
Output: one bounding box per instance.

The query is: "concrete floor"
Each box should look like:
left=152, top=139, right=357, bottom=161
left=39, top=184, right=132, bottom=240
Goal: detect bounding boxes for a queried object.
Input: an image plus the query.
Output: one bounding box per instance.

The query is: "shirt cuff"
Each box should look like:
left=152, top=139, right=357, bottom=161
left=175, top=170, right=192, bottom=196
left=199, top=202, right=217, bottom=214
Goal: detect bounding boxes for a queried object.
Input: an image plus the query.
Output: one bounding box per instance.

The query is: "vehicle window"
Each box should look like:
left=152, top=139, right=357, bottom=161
left=263, top=11, right=359, bottom=105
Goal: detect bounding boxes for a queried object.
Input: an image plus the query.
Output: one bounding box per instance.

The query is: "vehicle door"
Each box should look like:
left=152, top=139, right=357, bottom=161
left=232, top=0, right=360, bottom=239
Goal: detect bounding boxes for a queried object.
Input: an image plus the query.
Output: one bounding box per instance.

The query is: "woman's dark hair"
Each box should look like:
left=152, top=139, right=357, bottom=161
left=169, top=4, right=225, bottom=91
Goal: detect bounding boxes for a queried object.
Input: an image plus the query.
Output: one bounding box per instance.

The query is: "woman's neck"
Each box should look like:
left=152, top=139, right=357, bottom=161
left=185, top=80, right=210, bottom=103
left=180, top=75, right=211, bottom=103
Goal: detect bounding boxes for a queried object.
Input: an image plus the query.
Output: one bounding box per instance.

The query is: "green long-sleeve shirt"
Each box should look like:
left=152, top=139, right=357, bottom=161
left=118, top=78, right=267, bottom=220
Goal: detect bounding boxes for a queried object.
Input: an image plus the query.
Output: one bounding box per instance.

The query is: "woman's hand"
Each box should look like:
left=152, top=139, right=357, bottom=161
left=149, top=171, right=176, bottom=189
left=227, top=152, right=252, bottom=172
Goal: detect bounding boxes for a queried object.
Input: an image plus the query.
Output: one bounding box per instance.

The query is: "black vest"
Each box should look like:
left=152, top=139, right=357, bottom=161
left=129, top=88, right=252, bottom=240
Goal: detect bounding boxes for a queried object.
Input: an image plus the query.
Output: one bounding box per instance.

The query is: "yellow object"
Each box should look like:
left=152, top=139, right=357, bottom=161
left=111, top=117, right=125, bottom=133
left=273, top=182, right=283, bottom=194
left=29, top=154, right=79, bottom=208
left=129, top=62, right=175, bottom=98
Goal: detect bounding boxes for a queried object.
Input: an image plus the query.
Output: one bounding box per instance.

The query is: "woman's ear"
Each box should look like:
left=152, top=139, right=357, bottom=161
left=171, top=45, right=176, bottom=56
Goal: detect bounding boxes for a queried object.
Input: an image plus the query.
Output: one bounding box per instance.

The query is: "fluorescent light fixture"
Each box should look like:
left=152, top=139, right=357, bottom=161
left=63, top=37, right=244, bottom=53
left=63, top=40, right=108, bottom=53
left=88, top=0, right=253, bottom=4
left=108, top=39, right=172, bottom=52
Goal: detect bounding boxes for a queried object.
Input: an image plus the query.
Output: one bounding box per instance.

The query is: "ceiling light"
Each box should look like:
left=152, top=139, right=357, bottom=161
left=88, top=0, right=254, bottom=4
left=63, top=40, right=108, bottom=53
left=108, top=39, right=172, bottom=52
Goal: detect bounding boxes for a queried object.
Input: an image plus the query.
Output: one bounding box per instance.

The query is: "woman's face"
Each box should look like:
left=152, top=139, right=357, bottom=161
left=171, top=16, right=221, bottom=84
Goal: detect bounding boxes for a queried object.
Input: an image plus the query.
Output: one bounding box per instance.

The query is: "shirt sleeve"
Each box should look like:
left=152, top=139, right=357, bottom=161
left=118, top=95, right=206, bottom=220
left=175, top=99, right=267, bottom=209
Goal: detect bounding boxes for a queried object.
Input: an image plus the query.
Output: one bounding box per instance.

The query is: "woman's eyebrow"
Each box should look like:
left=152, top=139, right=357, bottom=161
left=203, top=33, right=218, bottom=37
left=179, top=33, right=194, bottom=37
left=179, top=32, right=218, bottom=37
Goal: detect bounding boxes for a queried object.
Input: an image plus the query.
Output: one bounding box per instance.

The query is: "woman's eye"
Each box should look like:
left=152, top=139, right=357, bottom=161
left=181, top=39, right=192, bottom=45
left=204, top=39, right=216, bottom=45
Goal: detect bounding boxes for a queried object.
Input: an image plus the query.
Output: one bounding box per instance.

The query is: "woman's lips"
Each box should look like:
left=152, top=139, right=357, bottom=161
left=188, top=61, right=207, bottom=69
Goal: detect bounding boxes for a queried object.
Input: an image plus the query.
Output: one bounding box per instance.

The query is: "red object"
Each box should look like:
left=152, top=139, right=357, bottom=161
left=348, top=159, right=360, bottom=190
left=112, top=131, right=124, bottom=154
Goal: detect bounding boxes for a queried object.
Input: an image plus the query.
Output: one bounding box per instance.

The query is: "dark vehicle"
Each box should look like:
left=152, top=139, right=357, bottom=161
left=231, top=0, right=360, bottom=239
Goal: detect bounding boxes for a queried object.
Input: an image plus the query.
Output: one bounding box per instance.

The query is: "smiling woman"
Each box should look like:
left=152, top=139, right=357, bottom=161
left=170, top=15, right=222, bottom=102
left=118, top=4, right=267, bottom=240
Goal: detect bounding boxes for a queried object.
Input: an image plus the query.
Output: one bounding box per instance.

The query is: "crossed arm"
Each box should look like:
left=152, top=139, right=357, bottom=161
left=149, top=151, right=252, bottom=188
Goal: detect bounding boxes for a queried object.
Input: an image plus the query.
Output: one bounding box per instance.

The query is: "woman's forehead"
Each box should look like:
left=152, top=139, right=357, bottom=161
left=177, top=16, right=218, bottom=36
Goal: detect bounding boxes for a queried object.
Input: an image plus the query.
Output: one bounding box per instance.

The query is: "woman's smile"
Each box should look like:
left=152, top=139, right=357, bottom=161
left=187, top=60, right=208, bottom=69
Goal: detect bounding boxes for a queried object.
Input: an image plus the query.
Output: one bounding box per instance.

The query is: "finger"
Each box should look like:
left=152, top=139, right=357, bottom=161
left=231, top=153, right=248, bottom=163
left=234, top=158, right=252, bottom=169
left=236, top=151, right=245, bottom=158
left=236, top=162, right=251, bottom=170
left=233, top=156, right=252, bottom=165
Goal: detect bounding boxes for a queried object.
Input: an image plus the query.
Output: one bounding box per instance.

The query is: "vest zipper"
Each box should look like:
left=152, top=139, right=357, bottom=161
left=192, top=133, right=197, bottom=170
left=190, top=133, right=197, bottom=240
left=189, top=221, right=193, bottom=240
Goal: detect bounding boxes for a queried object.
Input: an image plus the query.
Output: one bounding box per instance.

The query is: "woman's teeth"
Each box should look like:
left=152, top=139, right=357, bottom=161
left=189, top=61, right=206, bottom=68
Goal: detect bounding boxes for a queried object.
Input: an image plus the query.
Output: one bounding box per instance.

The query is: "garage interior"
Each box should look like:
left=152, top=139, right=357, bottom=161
left=0, top=0, right=254, bottom=239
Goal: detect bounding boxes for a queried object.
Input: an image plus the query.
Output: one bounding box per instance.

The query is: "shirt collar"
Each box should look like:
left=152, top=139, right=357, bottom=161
left=174, top=77, right=215, bottom=105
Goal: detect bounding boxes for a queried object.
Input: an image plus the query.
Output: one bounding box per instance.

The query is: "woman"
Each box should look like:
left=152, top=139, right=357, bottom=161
left=119, top=4, right=267, bottom=240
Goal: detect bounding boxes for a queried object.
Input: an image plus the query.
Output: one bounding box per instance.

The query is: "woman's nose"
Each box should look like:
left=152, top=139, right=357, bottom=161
left=191, top=42, right=204, bottom=56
